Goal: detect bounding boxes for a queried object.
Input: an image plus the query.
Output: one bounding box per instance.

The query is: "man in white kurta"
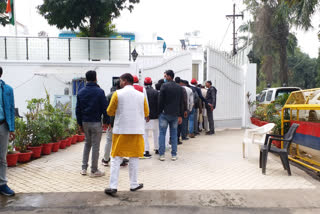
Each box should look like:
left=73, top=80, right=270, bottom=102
left=105, top=73, right=149, bottom=196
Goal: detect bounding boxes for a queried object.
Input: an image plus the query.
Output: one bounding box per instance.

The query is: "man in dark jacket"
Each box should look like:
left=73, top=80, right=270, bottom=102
left=0, top=67, right=16, bottom=197
left=143, top=77, right=159, bottom=156
left=191, top=79, right=212, bottom=134
left=158, top=70, right=183, bottom=161
left=205, top=80, right=217, bottom=135
left=76, top=70, right=108, bottom=177
left=175, top=77, right=188, bottom=144
left=101, top=80, right=128, bottom=167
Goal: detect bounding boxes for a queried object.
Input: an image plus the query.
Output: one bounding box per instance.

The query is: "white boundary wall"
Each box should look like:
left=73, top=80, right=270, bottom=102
left=140, top=53, right=192, bottom=83
left=0, top=52, right=192, bottom=116
left=0, top=61, right=137, bottom=115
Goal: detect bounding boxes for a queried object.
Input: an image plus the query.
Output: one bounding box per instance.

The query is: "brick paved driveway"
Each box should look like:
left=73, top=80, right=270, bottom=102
left=7, top=129, right=318, bottom=193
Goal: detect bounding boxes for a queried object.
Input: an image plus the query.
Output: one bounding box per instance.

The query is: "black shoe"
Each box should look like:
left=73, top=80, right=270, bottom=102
left=178, top=141, right=183, bottom=145
left=123, top=158, right=129, bottom=163
left=144, top=151, right=152, bottom=158
left=130, top=183, right=143, bottom=192
left=101, top=158, right=110, bottom=166
left=104, top=188, right=117, bottom=196
left=182, top=137, right=189, bottom=140
left=206, top=131, right=214, bottom=135
left=195, top=132, right=200, bottom=135
left=154, top=150, right=159, bottom=155
left=120, top=160, right=128, bottom=166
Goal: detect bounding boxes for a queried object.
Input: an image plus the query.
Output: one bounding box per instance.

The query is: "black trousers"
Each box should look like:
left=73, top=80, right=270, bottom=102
left=206, top=107, right=215, bottom=133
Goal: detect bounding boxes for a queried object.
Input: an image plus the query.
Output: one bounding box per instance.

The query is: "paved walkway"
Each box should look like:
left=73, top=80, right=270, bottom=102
left=6, top=129, right=318, bottom=193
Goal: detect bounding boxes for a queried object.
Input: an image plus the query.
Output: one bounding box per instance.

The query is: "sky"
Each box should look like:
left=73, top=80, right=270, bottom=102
left=1, top=0, right=319, bottom=58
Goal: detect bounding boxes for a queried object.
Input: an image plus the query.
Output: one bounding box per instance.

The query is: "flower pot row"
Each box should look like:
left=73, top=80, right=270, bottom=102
left=7, top=134, right=85, bottom=167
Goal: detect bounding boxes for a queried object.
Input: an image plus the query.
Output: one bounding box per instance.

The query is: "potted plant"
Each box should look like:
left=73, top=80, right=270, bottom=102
left=62, top=117, right=72, bottom=147
left=6, top=144, right=19, bottom=167
left=43, top=99, right=64, bottom=152
left=14, top=118, right=33, bottom=163
left=25, top=98, right=46, bottom=158
left=69, top=119, right=78, bottom=144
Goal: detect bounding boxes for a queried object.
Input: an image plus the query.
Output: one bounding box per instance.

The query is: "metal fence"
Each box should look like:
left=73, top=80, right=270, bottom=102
left=0, top=36, right=132, bottom=62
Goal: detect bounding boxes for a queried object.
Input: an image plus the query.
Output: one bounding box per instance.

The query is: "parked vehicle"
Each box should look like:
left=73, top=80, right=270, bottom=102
left=257, top=87, right=301, bottom=104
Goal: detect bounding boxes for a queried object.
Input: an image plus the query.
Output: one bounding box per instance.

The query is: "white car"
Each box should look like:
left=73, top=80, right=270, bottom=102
left=257, top=87, right=301, bottom=105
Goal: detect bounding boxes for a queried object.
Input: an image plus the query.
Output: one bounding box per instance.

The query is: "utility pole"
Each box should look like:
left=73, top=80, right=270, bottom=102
left=226, top=4, right=243, bottom=56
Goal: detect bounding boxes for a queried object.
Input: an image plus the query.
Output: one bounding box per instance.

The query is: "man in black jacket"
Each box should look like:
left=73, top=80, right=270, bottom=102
left=76, top=70, right=107, bottom=177
left=158, top=70, right=183, bottom=161
left=101, top=80, right=128, bottom=167
left=143, top=77, right=159, bottom=156
left=175, top=77, right=188, bottom=144
left=205, top=80, right=217, bottom=135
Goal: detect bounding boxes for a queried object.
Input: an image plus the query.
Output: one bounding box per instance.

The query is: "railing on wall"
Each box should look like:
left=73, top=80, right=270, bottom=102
left=0, top=36, right=132, bottom=62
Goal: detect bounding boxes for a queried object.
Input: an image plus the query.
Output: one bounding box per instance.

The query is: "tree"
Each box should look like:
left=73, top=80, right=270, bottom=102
left=288, top=47, right=318, bottom=89
left=38, top=0, right=140, bottom=37
left=244, top=0, right=319, bottom=86
left=0, top=0, right=9, bottom=26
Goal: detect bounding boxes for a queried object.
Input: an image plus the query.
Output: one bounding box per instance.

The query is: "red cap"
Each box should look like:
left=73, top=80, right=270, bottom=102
left=144, top=77, right=152, bottom=85
left=191, top=78, right=198, bottom=85
left=133, top=75, right=139, bottom=83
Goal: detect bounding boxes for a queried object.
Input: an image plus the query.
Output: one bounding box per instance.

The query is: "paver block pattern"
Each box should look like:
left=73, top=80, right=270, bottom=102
left=7, top=129, right=317, bottom=193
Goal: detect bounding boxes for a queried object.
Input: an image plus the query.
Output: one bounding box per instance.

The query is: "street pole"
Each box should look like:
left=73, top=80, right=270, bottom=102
left=226, top=4, right=243, bottom=56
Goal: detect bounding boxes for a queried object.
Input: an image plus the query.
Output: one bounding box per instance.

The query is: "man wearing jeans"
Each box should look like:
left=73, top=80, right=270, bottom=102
left=158, top=70, right=184, bottom=161
left=76, top=70, right=108, bottom=177
left=0, top=67, right=16, bottom=196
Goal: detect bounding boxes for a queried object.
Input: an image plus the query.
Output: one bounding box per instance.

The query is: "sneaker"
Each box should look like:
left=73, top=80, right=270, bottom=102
left=159, top=155, right=165, bottom=161
left=154, top=150, right=159, bottom=155
left=171, top=156, right=177, bottom=161
left=80, top=169, right=87, bottom=176
left=90, top=169, right=105, bottom=177
left=0, top=184, right=15, bottom=196
left=101, top=158, right=110, bottom=166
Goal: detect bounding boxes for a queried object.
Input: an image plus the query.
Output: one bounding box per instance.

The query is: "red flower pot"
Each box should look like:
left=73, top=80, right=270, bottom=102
left=28, top=146, right=43, bottom=159
left=18, top=151, right=33, bottom=163
left=79, top=135, right=85, bottom=142
left=71, top=135, right=77, bottom=144
left=52, top=141, right=61, bottom=152
left=7, top=152, right=20, bottom=167
left=65, top=138, right=72, bottom=147
left=42, top=143, right=54, bottom=155
left=59, top=140, right=67, bottom=149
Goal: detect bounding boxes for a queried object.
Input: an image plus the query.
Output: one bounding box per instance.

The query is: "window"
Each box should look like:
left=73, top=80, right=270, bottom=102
left=260, top=92, right=266, bottom=102
left=266, top=90, right=273, bottom=101
left=275, top=88, right=300, bottom=99
left=192, top=64, right=199, bottom=80
left=72, top=78, right=86, bottom=95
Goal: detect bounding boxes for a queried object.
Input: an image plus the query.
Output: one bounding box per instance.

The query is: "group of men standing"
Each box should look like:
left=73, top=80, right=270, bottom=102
left=76, top=69, right=217, bottom=196
left=0, top=67, right=217, bottom=197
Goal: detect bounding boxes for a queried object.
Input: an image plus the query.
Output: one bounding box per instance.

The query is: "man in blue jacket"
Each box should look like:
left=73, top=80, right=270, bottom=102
left=76, top=70, right=108, bottom=177
left=0, top=67, right=16, bottom=196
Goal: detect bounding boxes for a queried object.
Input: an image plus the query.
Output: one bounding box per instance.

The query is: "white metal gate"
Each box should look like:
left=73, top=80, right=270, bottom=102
left=206, top=48, right=244, bottom=128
